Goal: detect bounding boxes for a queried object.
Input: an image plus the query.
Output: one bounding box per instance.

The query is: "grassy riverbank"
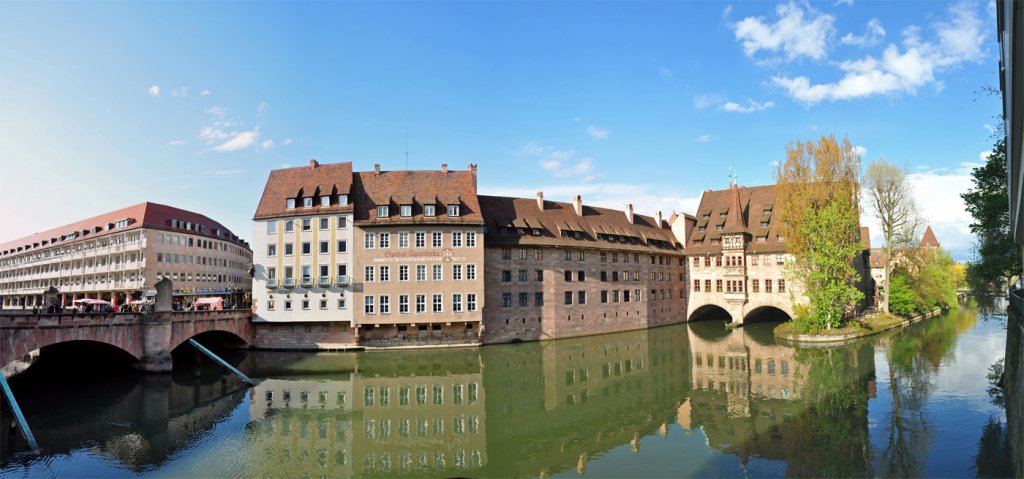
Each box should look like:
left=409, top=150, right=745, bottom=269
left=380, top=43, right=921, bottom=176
left=775, top=309, right=943, bottom=343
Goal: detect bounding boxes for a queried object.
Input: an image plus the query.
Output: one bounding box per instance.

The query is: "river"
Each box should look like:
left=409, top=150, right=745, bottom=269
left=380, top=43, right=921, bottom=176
left=0, top=300, right=1012, bottom=478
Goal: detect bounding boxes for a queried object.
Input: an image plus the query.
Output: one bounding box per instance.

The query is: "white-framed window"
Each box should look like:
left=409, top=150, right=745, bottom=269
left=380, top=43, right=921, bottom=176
left=400, top=205, right=412, bottom=217
left=285, top=198, right=296, bottom=209
left=379, top=265, right=390, bottom=281
left=267, top=244, right=277, bottom=257
left=467, top=293, right=477, bottom=312
left=285, top=220, right=294, bottom=232
left=448, top=204, right=460, bottom=217
left=452, top=231, right=463, bottom=247
left=415, top=294, right=426, bottom=313
left=432, top=264, right=442, bottom=281
left=415, top=232, right=426, bottom=248
left=379, top=233, right=390, bottom=249
left=379, top=295, right=390, bottom=314
left=432, top=294, right=443, bottom=313
left=452, top=294, right=463, bottom=312
left=416, top=265, right=426, bottom=281
left=365, top=233, right=376, bottom=249
left=337, top=194, right=348, bottom=205
left=267, top=222, right=277, bottom=234
left=424, top=204, right=436, bottom=217
left=452, top=264, right=462, bottom=280
left=301, top=218, right=311, bottom=231
left=267, top=300, right=275, bottom=310
left=337, top=216, right=347, bottom=228
left=466, top=232, right=476, bottom=248
left=303, top=197, right=313, bottom=208
left=319, top=241, right=329, bottom=254
left=284, top=300, right=292, bottom=310
left=320, top=299, right=328, bottom=309
left=399, top=265, right=409, bottom=281
left=319, top=217, right=329, bottom=230
left=302, top=299, right=310, bottom=310
left=377, top=205, right=389, bottom=218
left=432, top=232, right=442, bottom=248
left=337, top=240, right=347, bottom=253
left=364, top=296, right=375, bottom=314
left=399, top=232, right=409, bottom=248
left=338, top=298, right=347, bottom=309
left=467, top=264, right=476, bottom=280
left=365, top=266, right=375, bottom=282
left=284, top=243, right=294, bottom=256
left=399, top=295, right=409, bottom=313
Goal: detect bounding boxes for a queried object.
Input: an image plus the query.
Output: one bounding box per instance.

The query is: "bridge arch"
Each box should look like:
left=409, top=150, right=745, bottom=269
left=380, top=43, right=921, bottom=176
left=170, top=329, right=249, bottom=356
left=743, top=305, right=793, bottom=324
left=688, top=304, right=733, bottom=323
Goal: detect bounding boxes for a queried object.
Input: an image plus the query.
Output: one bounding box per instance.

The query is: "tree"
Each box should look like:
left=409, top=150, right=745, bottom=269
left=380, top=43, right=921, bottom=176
left=961, top=134, right=1021, bottom=292
left=776, top=134, right=864, bottom=331
left=864, top=160, right=923, bottom=313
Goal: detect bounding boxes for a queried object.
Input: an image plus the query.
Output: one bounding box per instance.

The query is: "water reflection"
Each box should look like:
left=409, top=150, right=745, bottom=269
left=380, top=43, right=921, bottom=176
left=1, top=304, right=1011, bottom=478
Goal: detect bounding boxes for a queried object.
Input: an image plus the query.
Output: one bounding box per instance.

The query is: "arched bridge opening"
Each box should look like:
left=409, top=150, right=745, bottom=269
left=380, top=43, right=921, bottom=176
left=170, top=330, right=250, bottom=381
left=743, top=306, right=793, bottom=325
left=27, top=340, right=141, bottom=376
left=688, top=304, right=733, bottom=323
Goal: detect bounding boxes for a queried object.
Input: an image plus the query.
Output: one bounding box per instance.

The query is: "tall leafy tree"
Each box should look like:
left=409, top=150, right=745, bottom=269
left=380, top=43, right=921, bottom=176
left=864, top=160, right=923, bottom=313
left=961, top=134, right=1020, bottom=292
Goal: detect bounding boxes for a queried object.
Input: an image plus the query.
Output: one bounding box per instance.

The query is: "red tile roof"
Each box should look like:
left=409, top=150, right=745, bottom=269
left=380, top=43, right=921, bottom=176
left=0, top=202, right=248, bottom=256
left=860, top=226, right=871, bottom=249
left=352, top=165, right=484, bottom=226
left=478, top=195, right=682, bottom=253
left=254, top=160, right=354, bottom=220
left=722, top=185, right=747, bottom=234
left=688, top=185, right=785, bottom=254
left=921, top=225, right=940, bottom=247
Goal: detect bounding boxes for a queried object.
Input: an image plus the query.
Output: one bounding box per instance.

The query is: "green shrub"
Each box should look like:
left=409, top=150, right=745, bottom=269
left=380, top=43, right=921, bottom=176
left=889, top=273, right=917, bottom=316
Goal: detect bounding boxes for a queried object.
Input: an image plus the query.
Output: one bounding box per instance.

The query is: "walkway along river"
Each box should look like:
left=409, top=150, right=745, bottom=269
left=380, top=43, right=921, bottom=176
left=0, top=299, right=1013, bottom=477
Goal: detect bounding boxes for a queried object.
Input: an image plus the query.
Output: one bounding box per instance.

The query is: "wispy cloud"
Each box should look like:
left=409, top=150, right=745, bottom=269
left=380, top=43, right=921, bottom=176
left=167, top=139, right=187, bottom=146
left=587, top=125, right=609, bottom=140
left=261, top=139, right=274, bottom=150
left=835, top=0, right=854, bottom=5
left=213, top=127, right=260, bottom=152
left=853, top=145, right=868, bottom=156
left=200, top=89, right=211, bottom=96
left=696, top=134, right=717, bottom=143
left=170, top=87, right=188, bottom=97
left=841, top=18, right=886, bottom=47
left=257, top=101, right=268, bottom=114
left=732, top=1, right=835, bottom=63
left=694, top=92, right=727, bottom=110
left=519, top=141, right=596, bottom=180
left=658, top=66, right=673, bottom=78
left=720, top=98, right=775, bottom=112
left=283, top=138, right=293, bottom=146
left=148, top=85, right=160, bottom=96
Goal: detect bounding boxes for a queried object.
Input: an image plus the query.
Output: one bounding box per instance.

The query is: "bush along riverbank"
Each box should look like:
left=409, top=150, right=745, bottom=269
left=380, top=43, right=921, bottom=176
left=775, top=308, right=945, bottom=343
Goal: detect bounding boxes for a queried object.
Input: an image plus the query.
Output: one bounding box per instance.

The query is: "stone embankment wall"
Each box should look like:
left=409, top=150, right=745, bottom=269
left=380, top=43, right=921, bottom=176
left=1006, top=291, right=1023, bottom=478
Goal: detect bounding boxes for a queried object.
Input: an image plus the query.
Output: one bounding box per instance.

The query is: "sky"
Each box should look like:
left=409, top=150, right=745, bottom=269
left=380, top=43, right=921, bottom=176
left=0, top=1, right=1003, bottom=260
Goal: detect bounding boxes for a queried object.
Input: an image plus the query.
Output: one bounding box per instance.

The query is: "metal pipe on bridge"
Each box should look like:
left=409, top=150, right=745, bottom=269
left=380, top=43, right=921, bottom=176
left=0, top=372, right=40, bottom=454
left=188, top=338, right=256, bottom=386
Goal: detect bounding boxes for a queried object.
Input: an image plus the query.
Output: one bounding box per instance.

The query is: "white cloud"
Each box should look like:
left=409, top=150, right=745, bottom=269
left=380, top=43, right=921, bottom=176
left=519, top=142, right=596, bottom=180
left=213, top=127, right=260, bottom=152
left=853, top=145, right=868, bottom=156
left=283, top=138, right=293, bottom=145
left=979, top=150, right=992, bottom=162
left=200, top=89, right=211, bottom=96
left=773, top=1, right=985, bottom=105
left=480, top=182, right=701, bottom=220
left=841, top=18, right=886, bottom=47
left=721, top=98, right=775, bottom=112
left=261, top=139, right=274, bottom=150
left=835, top=0, right=854, bottom=5
left=732, top=1, right=835, bottom=62
left=697, top=134, right=717, bottom=143
left=587, top=126, right=609, bottom=140
left=171, top=87, right=188, bottom=97
left=983, top=124, right=996, bottom=134
left=257, top=101, right=268, bottom=114
left=694, top=92, right=726, bottom=110
left=658, top=66, right=673, bottom=78
left=167, top=139, right=187, bottom=146
left=148, top=85, right=160, bottom=96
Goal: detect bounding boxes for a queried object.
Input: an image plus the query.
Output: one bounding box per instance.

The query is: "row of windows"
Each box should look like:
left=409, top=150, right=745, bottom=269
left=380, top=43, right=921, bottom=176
left=285, top=195, right=349, bottom=209
left=157, top=233, right=249, bottom=258
left=499, top=248, right=682, bottom=266
left=694, top=354, right=790, bottom=376
left=363, top=264, right=477, bottom=282
left=375, top=203, right=461, bottom=218
left=267, top=297, right=346, bottom=311
left=156, top=253, right=243, bottom=270
left=362, top=383, right=479, bottom=407
left=267, top=264, right=347, bottom=282
left=693, top=278, right=786, bottom=293
left=268, top=240, right=347, bottom=257
left=499, top=269, right=679, bottom=283
left=364, top=293, right=479, bottom=314
left=365, top=231, right=476, bottom=249
left=691, top=254, right=788, bottom=267
left=157, top=272, right=244, bottom=284
left=268, top=216, right=348, bottom=234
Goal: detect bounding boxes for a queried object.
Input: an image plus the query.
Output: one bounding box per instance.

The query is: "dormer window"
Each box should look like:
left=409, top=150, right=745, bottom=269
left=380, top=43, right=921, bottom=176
left=702, top=213, right=710, bottom=219
left=320, top=196, right=330, bottom=207
left=424, top=204, right=436, bottom=217
left=760, top=221, right=769, bottom=228
left=698, top=226, right=706, bottom=232
left=448, top=204, right=460, bottom=217
left=337, top=194, right=348, bottom=205
left=763, top=208, right=772, bottom=214
left=715, top=225, right=723, bottom=231
left=719, top=211, right=728, bottom=217
left=400, top=205, right=412, bottom=217
left=303, top=197, right=313, bottom=208
left=286, top=198, right=296, bottom=209
left=377, top=206, right=389, bottom=218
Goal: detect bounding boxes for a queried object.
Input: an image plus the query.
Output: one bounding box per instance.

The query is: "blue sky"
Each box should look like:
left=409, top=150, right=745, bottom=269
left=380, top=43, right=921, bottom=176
left=0, top=1, right=1001, bottom=259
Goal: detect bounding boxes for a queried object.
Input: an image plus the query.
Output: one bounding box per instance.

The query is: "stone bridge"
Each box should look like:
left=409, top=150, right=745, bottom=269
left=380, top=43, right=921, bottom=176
left=1, top=310, right=252, bottom=374
left=687, top=296, right=795, bottom=326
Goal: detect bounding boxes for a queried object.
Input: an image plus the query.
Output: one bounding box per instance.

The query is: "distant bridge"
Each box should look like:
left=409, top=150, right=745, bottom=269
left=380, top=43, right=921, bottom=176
left=1, top=310, right=251, bottom=375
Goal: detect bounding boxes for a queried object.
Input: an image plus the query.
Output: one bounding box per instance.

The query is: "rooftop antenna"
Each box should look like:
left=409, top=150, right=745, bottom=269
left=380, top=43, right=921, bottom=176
left=728, top=162, right=736, bottom=188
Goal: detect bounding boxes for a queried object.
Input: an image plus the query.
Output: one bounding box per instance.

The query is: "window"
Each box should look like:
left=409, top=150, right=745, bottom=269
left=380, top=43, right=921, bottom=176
left=565, top=250, right=572, bottom=261
left=578, top=251, right=585, bottom=261
left=338, top=298, right=347, bottom=309
left=399, top=232, right=409, bottom=248
left=379, top=265, right=390, bottom=281
left=752, top=279, right=760, bottom=292
left=399, top=295, right=409, bottom=313
left=416, top=294, right=426, bottom=313
left=337, top=194, right=349, bottom=205
left=423, top=204, right=436, bottom=217
left=400, top=204, right=412, bottom=217
left=564, top=291, right=573, bottom=305
left=303, top=197, right=313, bottom=208
left=432, top=232, right=442, bottom=248
left=716, top=279, right=723, bottom=292
left=286, top=198, right=296, bottom=209
left=301, top=242, right=311, bottom=255
left=467, top=264, right=477, bottom=280
left=502, top=293, right=512, bottom=307
left=452, top=231, right=463, bottom=247
left=705, top=279, right=711, bottom=291
left=399, top=265, right=409, bottom=281
left=453, top=264, right=463, bottom=280
left=578, top=270, right=585, bottom=281
left=379, top=295, right=390, bottom=314
left=337, top=216, right=347, bottom=228
left=319, top=217, right=329, bottom=230
left=416, top=265, right=426, bottom=281
left=518, top=292, right=528, bottom=307
left=285, top=220, right=294, bottom=232
left=337, top=240, right=347, bottom=253
left=693, top=279, right=700, bottom=292
left=267, top=222, right=277, bottom=234
left=765, top=279, right=773, bottom=293
left=467, top=294, right=477, bottom=311
left=379, top=233, right=390, bottom=249
left=365, top=233, right=376, bottom=249
left=432, top=294, right=443, bottom=313
left=365, top=266, right=375, bottom=282
left=320, top=299, right=328, bottom=309
left=302, top=218, right=311, bottom=231
left=778, top=279, right=786, bottom=293
left=284, top=243, right=294, bottom=256
left=466, top=232, right=477, bottom=247
left=564, top=271, right=572, bottom=282
left=453, top=294, right=463, bottom=312
left=448, top=204, right=460, bottom=217
left=267, top=244, right=277, bottom=257
left=365, top=296, right=375, bottom=314
left=432, top=264, right=442, bottom=281
left=578, top=291, right=586, bottom=304
left=319, top=241, right=329, bottom=254
left=377, top=205, right=389, bottom=217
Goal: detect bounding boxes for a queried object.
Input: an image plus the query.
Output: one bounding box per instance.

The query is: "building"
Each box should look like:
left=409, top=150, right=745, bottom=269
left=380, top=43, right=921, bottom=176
left=686, top=184, right=871, bottom=325
left=251, top=160, right=356, bottom=348
left=999, top=0, right=1023, bottom=258
left=0, top=202, right=251, bottom=310
left=351, top=163, right=485, bottom=346
left=478, top=192, right=691, bottom=343
left=868, top=224, right=942, bottom=310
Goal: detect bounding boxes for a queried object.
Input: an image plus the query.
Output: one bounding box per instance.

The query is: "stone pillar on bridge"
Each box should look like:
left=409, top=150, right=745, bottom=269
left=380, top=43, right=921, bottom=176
left=136, top=278, right=174, bottom=372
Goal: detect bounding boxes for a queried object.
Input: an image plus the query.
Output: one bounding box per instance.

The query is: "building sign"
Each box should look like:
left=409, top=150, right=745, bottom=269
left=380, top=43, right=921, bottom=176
left=372, top=248, right=465, bottom=263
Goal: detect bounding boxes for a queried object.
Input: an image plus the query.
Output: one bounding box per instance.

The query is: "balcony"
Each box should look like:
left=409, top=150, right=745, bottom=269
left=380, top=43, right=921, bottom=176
left=336, top=275, right=350, bottom=286
left=319, top=276, right=331, bottom=287
left=283, top=278, right=295, bottom=288
left=267, top=278, right=278, bottom=288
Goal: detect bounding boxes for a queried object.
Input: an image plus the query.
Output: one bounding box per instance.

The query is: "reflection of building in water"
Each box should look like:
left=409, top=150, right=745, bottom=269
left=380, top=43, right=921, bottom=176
left=245, top=348, right=486, bottom=478
left=682, top=323, right=875, bottom=474
left=481, top=325, right=690, bottom=477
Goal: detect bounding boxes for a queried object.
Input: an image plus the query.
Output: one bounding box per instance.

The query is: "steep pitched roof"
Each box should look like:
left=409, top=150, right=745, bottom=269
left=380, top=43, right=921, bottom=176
left=687, top=185, right=783, bottom=254
left=721, top=185, right=747, bottom=234
left=352, top=166, right=484, bottom=225
left=478, top=195, right=682, bottom=253
left=921, top=225, right=940, bottom=247
left=254, top=160, right=354, bottom=220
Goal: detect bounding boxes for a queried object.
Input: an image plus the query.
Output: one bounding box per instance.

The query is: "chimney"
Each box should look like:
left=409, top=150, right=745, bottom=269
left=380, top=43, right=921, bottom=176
left=309, top=159, right=319, bottom=169
left=374, top=164, right=381, bottom=175
left=572, top=195, right=583, bottom=216
left=655, top=211, right=663, bottom=227
left=625, top=204, right=634, bottom=224
left=536, top=191, right=545, bottom=211
left=468, top=163, right=477, bottom=175
left=441, top=163, right=448, bottom=175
